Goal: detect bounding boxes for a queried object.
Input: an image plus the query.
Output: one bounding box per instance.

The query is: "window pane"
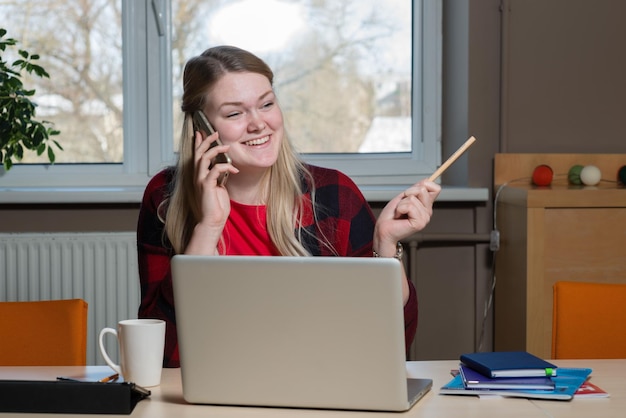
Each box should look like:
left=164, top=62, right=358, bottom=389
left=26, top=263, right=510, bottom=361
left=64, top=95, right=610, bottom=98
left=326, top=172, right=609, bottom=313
left=0, top=0, right=123, bottom=164
left=171, top=0, right=412, bottom=154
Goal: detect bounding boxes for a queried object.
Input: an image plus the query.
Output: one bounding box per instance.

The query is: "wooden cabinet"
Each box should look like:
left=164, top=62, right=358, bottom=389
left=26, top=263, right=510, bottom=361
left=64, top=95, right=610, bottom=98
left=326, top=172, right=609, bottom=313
left=493, top=154, right=626, bottom=359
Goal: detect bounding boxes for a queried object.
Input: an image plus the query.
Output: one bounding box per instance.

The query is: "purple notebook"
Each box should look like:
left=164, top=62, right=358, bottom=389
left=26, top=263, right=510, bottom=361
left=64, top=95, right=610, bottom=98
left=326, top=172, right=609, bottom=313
left=459, top=365, right=555, bottom=390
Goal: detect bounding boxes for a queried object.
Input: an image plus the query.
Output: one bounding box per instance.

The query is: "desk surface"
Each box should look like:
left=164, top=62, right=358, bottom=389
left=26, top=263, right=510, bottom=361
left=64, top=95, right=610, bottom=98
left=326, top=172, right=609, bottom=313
left=0, top=360, right=623, bottom=417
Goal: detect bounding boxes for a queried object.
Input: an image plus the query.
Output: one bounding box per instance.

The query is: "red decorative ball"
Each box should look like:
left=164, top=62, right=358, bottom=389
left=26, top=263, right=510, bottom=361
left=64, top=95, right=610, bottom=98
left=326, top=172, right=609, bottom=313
left=532, top=164, right=553, bottom=187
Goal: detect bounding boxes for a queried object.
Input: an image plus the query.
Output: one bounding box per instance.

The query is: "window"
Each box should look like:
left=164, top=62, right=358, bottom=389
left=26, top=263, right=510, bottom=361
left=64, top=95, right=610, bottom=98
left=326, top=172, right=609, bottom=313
left=0, top=0, right=441, bottom=200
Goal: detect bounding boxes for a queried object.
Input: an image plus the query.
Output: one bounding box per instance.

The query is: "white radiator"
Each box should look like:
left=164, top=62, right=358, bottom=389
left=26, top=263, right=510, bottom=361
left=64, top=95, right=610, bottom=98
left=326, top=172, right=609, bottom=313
left=0, top=232, right=140, bottom=365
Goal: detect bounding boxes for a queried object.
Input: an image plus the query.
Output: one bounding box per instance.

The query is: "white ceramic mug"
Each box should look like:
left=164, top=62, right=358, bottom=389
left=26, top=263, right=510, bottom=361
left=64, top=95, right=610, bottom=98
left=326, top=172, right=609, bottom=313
left=98, top=318, right=165, bottom=387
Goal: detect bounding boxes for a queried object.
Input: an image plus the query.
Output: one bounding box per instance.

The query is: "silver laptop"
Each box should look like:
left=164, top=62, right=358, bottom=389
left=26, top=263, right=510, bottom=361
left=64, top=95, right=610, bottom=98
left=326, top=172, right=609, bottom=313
left=171, top=255, right=432, bottom=411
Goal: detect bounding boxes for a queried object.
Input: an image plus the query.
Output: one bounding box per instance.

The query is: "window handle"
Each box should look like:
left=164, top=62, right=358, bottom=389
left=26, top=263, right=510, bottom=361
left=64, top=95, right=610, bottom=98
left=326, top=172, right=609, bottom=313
left=152, top=0, right=166, bottom=37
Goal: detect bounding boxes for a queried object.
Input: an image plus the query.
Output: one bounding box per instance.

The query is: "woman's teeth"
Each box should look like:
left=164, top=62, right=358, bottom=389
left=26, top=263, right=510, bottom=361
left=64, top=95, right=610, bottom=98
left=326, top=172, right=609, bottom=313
left=244, top=136, right=269, bottom=146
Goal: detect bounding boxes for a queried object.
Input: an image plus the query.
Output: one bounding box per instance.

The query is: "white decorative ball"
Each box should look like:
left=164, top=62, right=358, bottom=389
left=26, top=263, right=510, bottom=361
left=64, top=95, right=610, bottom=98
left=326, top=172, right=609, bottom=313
left=580, top=165, right=602, bottom=186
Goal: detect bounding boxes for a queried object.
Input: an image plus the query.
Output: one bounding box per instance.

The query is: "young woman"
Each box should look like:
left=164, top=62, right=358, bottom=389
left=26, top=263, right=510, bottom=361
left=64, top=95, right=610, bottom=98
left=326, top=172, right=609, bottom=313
left=137, top=46, right=441, bottom=367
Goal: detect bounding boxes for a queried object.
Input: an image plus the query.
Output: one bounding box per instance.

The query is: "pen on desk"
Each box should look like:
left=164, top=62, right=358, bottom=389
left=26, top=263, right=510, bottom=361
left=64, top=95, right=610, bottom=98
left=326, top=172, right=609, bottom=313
left=57, top=373, right=120, bottom=383
left=99, top=373, right=119, bottom=383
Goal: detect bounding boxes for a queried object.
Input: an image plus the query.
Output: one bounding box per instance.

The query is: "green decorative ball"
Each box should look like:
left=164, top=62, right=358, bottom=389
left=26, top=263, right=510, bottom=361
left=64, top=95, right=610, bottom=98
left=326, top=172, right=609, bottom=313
left=568, top=165, right=584, bottom=185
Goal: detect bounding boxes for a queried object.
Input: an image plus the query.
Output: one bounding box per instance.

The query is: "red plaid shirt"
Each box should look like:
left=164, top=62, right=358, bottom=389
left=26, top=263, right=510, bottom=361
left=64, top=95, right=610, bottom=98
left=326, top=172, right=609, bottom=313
left=137, top=165, right=418, bottom=367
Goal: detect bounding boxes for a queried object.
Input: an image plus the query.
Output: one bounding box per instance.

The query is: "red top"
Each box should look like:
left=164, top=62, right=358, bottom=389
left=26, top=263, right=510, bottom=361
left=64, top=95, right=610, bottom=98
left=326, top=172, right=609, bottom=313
left=219, top=201, right=278, bottom=256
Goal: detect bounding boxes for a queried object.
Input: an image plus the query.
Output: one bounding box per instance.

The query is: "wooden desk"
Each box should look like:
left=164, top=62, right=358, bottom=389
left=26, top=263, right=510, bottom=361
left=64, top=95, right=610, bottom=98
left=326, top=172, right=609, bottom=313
left=0, top=360, right=624, bottom=417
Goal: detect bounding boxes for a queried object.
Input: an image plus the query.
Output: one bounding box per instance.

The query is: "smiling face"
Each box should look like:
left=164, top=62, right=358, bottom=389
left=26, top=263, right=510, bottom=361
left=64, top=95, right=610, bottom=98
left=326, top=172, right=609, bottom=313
left=204, top=71, right=284, bottom=174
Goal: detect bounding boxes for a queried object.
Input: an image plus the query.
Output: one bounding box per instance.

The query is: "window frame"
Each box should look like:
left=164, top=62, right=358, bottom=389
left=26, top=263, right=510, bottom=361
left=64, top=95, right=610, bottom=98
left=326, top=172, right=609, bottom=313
left=0, top=0, right=441, bottom=203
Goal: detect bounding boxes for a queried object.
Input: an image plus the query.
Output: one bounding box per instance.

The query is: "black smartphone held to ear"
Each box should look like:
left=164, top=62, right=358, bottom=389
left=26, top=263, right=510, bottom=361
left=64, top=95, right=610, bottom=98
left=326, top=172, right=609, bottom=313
left=192, top=110, right=232, bottom=186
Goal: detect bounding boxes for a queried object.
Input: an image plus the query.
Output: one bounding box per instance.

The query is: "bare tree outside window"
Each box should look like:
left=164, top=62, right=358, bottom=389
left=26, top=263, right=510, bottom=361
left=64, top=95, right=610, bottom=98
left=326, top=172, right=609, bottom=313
left=173, top=0, right=412, bottom=155
left=1, top=0, right=124, bottom=164
left=0, top=0, right=411, bottom=165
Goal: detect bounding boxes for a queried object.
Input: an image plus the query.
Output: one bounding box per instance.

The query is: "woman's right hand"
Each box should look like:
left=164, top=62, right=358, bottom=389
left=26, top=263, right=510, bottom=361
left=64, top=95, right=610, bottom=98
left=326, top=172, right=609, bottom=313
left=185, top=131, right=238, bottom=255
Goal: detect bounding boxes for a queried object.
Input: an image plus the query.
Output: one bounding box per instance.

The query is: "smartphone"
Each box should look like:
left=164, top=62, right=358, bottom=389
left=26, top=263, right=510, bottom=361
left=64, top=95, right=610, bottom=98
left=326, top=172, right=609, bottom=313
left=192, top=111, right=232, bottom=186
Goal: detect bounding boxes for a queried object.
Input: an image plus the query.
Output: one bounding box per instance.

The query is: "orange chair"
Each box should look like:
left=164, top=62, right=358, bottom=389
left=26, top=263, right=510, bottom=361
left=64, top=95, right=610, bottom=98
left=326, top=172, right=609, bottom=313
left=552, top=281, right=626, bottom=359
left=0, top=299, right=88, bottom=366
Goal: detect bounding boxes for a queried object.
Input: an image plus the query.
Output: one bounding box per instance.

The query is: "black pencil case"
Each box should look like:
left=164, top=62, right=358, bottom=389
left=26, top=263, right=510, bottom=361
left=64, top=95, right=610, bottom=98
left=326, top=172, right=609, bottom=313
left=0, top=379, right=150, bottom=414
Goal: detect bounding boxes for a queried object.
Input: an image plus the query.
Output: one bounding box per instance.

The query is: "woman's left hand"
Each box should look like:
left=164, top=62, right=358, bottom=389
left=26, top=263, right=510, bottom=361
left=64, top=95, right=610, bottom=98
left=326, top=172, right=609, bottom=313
left=373, top=180, right=441, bottom=257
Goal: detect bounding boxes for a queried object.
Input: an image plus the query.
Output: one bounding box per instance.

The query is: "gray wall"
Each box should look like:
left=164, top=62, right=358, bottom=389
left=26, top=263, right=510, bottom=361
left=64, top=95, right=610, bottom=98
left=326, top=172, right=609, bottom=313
left=2, top=0, right=625, bottom=360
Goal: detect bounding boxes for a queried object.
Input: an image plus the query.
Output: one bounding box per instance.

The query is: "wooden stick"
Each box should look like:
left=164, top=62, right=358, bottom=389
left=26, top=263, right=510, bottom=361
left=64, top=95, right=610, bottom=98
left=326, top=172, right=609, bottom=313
left=428, top=136, right=477, bottom=181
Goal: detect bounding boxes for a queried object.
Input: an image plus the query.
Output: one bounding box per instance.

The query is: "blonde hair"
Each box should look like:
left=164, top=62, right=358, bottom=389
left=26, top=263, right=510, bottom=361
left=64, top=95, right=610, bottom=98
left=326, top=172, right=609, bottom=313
left=162, top=46, right=325, bottom=256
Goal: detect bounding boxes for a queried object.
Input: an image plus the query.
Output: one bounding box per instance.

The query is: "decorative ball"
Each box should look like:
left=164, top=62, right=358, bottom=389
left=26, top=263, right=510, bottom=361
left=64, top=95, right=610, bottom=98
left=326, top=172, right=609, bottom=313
left=618, top=165, right=626, bottom=185
left=532, top=164, right=553, bottom=187
left=568, top=165, right=584, bottom=185
left=580, top=165, right=602, bottom=186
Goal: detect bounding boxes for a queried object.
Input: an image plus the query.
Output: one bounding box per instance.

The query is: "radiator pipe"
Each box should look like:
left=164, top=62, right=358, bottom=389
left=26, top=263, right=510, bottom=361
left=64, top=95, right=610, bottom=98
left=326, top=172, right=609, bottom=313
left=404, top=232, right=491, bottom=246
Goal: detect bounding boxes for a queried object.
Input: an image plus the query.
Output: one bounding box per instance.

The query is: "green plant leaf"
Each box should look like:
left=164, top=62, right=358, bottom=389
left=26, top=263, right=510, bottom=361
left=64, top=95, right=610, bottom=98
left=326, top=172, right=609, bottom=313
left=15, top=143, right=24, bottom=160
left=47, top=146, right=56, bottom=163
left=30, top=64, right=50, bottom=78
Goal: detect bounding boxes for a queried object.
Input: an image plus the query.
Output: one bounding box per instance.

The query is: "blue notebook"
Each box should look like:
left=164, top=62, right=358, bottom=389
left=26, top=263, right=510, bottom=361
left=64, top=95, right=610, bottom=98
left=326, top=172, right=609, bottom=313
left=440, top=368, right=592, bottom=401
left=460, top=351, right=558, bottom=378
left=459, top=365, right=555, bottom=390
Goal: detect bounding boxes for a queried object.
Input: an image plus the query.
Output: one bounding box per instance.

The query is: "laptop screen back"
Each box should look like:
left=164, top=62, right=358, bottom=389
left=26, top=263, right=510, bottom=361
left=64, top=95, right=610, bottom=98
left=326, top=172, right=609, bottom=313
left=171, top=255, right=421, bottom=411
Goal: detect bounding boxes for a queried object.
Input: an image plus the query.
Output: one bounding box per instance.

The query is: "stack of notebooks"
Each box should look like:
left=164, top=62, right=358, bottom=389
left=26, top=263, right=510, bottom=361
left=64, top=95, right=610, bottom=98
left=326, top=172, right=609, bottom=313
left=440, top=351, right=608, bottom=400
